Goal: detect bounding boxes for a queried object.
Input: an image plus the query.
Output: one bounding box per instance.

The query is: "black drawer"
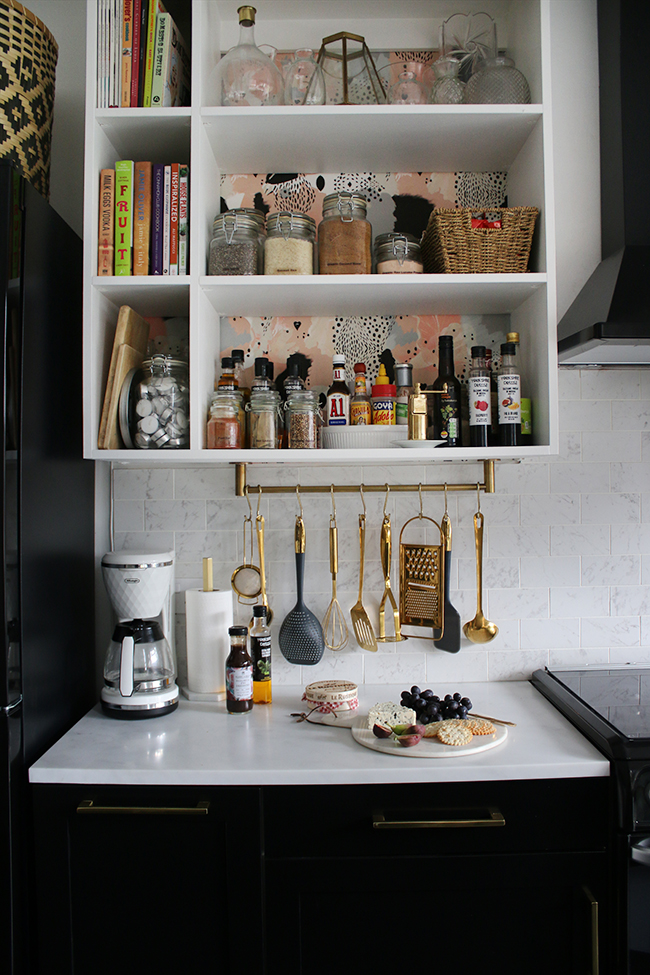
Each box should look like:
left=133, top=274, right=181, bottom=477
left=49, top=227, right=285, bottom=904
left=262, top=777, right=610, bottom=858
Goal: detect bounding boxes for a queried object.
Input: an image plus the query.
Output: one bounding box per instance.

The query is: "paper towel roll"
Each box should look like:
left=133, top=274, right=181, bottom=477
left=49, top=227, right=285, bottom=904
left=185, top=589, right=234, bottom=696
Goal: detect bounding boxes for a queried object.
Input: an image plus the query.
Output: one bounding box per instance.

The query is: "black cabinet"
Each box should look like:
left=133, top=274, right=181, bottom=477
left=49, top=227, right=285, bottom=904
left=31, top=784, right=264, bottom=975
left=32, top=776, right=611, bottom=975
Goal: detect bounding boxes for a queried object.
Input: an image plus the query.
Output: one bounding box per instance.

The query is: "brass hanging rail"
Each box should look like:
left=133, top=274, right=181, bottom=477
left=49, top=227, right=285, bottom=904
left=235, top=460, right=496, bottom=497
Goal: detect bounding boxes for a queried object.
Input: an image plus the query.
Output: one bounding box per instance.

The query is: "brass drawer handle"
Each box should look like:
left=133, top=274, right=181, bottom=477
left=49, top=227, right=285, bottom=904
left=372, top=807, right=505, bottom=829
left=77, top=800, right=209, bottom=816
left=582, top=886, right=599, bottom=975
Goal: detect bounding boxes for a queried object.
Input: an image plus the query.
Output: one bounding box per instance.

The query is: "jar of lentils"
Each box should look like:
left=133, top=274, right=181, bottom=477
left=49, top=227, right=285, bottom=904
left=247, top=390, right=282, bottom=449
left=125, top=356, right=190, bottom=449
left=207, top=391, right=242, bottom=449
left=285, top=390, right=320, bottom=449
left=208, top=209, right=265, bottom=275
left=374, top=232, right=423, bottom=273
left=264, top=212, right=316, bottom=275
left=318, top=192, right=372, bottom=274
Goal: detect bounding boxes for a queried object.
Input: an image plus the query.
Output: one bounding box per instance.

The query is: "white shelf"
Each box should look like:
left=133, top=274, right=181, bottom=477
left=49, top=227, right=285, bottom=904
left=201, top=273, right=547, bottom=318
left=201, top=104, right=543, bottom=174
left=92, top=278, right=190, bottom=317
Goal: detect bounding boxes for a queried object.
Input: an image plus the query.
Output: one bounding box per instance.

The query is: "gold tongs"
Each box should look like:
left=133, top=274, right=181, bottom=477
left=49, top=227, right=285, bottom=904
left=377, top=486, right=406, bottom=643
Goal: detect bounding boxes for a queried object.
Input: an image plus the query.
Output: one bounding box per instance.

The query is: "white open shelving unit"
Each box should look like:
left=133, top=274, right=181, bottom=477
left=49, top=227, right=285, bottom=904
left=82, top=0, right=566, bottom=467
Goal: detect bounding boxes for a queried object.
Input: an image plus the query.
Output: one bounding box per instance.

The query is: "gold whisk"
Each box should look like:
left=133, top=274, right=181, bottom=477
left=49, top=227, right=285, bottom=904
left=322, top=486, right=349, bottom=651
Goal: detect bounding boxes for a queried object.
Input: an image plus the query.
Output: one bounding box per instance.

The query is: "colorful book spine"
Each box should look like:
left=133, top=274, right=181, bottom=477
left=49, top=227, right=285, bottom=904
left=133, top=161, right=152, bottom=275
left=129, top=0, right=142, bottom=106
left=142, top=0, right=165, bottom=107
left=151, top=163, right=164, bottom=274
left=178, top=164, right=188, bottom=275
left=163, top=19, right=190, bottom=107
left=137, top=0, right=149, bottom=106
left=98, top=169, right=115, bottom=276
left=162, top=164, right=171, bottom=274
left=169, top=163, right=179, bottom=275
left=150, top=11, right=171, bottom=107
left=121, top=0, right=133, bottom=107
left=114, top=160, right=134, bottom=275
left=112, top=0, right=123, bottom=107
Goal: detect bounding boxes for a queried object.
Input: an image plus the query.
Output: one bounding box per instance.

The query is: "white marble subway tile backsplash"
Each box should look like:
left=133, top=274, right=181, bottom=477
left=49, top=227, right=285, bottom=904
left=111, top=368, right=650, bottom=684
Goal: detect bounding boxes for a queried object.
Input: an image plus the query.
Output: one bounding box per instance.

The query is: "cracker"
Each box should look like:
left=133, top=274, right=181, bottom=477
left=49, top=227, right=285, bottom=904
left=436, top=722, right=473, bottom=746
left=465, top=717, right=495, bottom=736
left=423, top=719, right=465, bottom=739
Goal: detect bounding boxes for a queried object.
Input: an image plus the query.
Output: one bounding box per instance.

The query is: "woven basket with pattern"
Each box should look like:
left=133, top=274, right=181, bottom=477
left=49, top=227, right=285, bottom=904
left=0, top=0, right=58, bottom=199
left=421, top=207, right=539, bottom=273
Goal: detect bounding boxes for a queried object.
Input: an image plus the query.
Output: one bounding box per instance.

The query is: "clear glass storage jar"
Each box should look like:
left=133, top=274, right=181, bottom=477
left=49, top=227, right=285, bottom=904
left=247, top=389, right=282, bottom=449
left=125, top=355, right=189, bottom=450
left=264, top=212, right=316, bottom=275
left=374, top=232, right=423, bottom=273
left=208, top=210, right=265, bottom=275
left=285, top=390, right=320, bottom=449
left=207, top=391, right=242, bottom=449
left=318, top=192, right=372, bottom=274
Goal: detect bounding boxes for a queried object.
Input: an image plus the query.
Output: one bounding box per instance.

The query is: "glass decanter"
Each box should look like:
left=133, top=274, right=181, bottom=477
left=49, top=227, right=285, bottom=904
left=464, top=56, right=531, bottom=104
left=284, top=49, right=326, bottom=105
left=387, top=68, right=428, bottom=105
left=430, top=57, right=465, bottom=105
left=210, top=5, right=284, bottom=106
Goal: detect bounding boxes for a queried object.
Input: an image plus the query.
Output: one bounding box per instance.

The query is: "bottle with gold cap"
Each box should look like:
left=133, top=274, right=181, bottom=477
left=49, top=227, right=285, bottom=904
left=506, top=331, right=531, bottom=444
left=210, top=6, right=285, bottom=107
left=371, top=364, right=396, bottom=425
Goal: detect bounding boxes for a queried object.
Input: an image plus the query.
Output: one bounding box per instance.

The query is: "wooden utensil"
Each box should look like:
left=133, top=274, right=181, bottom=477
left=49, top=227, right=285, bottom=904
left=98, top=305, right=150, bottom=449
left=350, top=512, right=377, bottom=652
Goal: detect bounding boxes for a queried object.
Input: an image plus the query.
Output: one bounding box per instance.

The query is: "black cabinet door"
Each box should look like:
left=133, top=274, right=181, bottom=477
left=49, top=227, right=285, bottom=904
left=32, top=784, right=264, bottom=975
left=265, top=851, right=606, bottom=975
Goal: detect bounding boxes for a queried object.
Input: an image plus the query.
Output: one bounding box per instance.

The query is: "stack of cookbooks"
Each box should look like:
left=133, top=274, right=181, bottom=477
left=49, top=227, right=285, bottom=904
left=97, top=0, right=190, bottom=108
left=97, top=162, right=189, bottom=275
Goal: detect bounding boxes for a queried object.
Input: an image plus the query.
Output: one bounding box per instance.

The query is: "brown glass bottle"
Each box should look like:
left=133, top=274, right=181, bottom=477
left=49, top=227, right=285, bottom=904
left=226, top=625, right=253, bottom=713
left=433, top=335, right=462, bottom=446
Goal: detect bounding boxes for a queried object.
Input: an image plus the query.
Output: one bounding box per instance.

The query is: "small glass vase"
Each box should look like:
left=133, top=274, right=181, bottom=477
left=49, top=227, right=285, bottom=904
left=464, top=56, right=531, bottom=104
left=210, top=5, right=284, bottom=106
left=430, top=57, right=465, bottom=105
left=387, top=69, right=428, bottom=105
left=284, top=49, right=326, bottom=105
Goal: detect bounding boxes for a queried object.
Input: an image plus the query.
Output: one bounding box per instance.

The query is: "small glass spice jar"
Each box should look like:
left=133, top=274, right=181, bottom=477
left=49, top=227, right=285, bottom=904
left=208, top=209, right=265, bottom=275
left=206, top=391, right=242, bottom=449
left=374, top=232, right=423, bottom=273
left=247, top=389, right=282, bottom=449
left=264, top=211, right=316, bottom=275
left=126, top=355, right=190, bottom=449
left=285, top=390, right=320, bottom=449
left=318, top=192, right=372, bottom=275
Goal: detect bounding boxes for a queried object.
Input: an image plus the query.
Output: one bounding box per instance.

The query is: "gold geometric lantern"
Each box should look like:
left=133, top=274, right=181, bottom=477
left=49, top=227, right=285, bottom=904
left=310, top=32, right=386, bottom=105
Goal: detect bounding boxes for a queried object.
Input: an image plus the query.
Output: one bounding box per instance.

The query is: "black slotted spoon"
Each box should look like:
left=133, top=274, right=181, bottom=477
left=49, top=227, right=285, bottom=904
left=279, top=513, right=325, bottom=665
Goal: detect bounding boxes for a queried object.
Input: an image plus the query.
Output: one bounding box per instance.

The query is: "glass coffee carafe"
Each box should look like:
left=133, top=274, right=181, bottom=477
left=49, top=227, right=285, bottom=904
left=102, top=619, right=178, bottom=718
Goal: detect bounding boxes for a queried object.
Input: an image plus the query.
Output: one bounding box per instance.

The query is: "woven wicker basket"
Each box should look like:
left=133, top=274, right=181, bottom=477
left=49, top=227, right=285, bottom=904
left=0, top=0, right=58, bottom=199
left=421, top=207, right=539, bottom=273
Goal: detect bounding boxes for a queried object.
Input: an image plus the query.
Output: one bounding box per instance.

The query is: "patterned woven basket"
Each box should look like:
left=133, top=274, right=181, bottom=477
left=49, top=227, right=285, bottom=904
left=0, top=0, right=58, bottom=199
left=421, top=207, right=539, bottom=273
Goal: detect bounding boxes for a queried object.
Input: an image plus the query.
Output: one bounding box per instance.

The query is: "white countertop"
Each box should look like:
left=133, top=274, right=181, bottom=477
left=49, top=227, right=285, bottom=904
left=29, top=681, right=609, bottom=787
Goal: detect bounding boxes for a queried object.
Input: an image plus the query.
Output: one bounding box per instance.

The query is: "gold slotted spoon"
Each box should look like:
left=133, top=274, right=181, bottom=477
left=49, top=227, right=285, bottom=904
left=322, top=487, right=348, bottom=650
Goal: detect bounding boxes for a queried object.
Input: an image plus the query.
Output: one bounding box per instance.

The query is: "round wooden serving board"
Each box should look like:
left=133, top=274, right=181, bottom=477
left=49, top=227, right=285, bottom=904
left=351, top=714, right=508, bottom=758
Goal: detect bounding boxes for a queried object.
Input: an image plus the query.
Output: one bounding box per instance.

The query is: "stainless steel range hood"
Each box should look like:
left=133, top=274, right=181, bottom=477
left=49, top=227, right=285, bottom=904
left=557, top=0, right=650, bottom=366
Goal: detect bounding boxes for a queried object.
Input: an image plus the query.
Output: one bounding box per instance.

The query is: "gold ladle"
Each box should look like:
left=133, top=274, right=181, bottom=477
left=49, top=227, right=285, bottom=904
left=463, top=490, right=498, bottom=644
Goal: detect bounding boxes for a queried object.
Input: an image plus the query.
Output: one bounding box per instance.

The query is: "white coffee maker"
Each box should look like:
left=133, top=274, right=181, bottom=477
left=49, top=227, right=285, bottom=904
left=101, top=551, right=178, bottom=718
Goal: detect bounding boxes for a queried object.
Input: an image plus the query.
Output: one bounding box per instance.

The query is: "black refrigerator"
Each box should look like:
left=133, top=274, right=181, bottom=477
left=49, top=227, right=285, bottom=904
left=0, top=164, right=95, bottom=975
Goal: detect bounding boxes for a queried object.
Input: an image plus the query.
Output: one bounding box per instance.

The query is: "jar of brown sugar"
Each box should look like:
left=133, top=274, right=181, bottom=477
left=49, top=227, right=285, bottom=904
left=374, top=232, right=423, bottom=273
left=209, top=210, right=264, bottom=275
left=264, top=212, right=316, bottom=275
left=318, top=192, right=371, bottom=274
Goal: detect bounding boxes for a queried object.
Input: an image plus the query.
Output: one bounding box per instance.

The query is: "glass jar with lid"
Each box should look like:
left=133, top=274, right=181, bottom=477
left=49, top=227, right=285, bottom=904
left=122, top=355, right=189, bottom=450
left=247, top=389, right=282, bottom=449
left=285, top=390, right=320, bottom=449
left=374, top=232, right=423, bottom=273
left=206, top=391, right=242, bottom=449
left=208, top=209, right=265, bottom=275
left=318, top=192, right=372, bottom=274
left=264, top=212, right=316, bottom=275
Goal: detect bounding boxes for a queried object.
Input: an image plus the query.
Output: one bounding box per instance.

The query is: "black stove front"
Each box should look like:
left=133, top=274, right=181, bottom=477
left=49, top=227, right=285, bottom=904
left=532, top=667, right=650, bottom=973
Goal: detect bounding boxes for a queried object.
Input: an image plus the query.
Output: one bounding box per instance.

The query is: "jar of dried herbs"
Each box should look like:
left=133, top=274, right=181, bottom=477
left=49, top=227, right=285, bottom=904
left=247, top=390, right=282, bottom=449
left=206, top=391, right=242, bottom=449
left=208, top=209, right=265, bottom=275
left=285, top=390, right=320, bottom=449
left=264, top=212, right=316, bottom=275
left=318, top=192, right=372, bottom=274
left=374, top=232, right=423, bottom=273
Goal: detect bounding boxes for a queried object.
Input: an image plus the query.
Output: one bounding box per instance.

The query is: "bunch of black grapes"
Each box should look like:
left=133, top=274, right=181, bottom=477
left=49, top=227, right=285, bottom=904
left=401, top=686, right=473, bottom=725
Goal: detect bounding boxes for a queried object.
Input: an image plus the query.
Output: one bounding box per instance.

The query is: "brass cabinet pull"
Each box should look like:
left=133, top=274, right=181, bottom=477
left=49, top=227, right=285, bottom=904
left=77, top=800, right=209, bottom=816
left=372, top=807, right=505, bottom=829
left=582, top=886, right=599, bottom=975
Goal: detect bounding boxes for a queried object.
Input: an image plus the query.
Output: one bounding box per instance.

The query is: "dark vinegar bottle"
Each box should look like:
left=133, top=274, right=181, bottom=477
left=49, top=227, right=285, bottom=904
left=468, top=345, right=491, bottom=448
left=497, top=342, right=521, bottom=447
left=226, top=625, right=253, bottom=714
left=433, top=335, right=462, bottom=446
